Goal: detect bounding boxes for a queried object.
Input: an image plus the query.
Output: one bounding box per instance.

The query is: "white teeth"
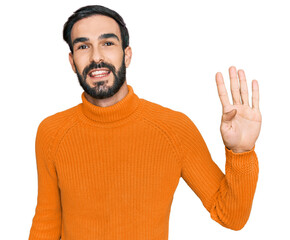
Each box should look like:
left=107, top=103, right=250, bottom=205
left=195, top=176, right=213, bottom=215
left=91, top=70, right=109, bottom=76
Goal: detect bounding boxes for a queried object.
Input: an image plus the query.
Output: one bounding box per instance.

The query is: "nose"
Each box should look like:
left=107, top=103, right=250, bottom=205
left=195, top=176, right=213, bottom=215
left=90, top=45, right=104, bottom=63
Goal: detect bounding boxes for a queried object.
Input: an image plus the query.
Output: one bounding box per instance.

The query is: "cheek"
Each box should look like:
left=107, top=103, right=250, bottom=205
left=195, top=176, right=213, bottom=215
left=74, top=55, right=89, bottom=73
left=108, top=50, right=124, bottom=68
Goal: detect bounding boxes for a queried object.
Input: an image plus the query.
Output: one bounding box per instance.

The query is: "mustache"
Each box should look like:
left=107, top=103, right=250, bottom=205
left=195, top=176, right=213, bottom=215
left=82, top=61, right=116, bottom=77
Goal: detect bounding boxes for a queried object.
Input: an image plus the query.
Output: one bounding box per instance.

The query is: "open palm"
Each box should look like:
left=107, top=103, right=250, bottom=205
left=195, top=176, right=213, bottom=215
left=215, top=66, right=262, bottom=153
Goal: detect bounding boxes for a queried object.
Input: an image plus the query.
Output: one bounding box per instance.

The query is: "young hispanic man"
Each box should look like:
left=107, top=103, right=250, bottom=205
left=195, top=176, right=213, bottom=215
left=29, top=5, right=262, bottom=240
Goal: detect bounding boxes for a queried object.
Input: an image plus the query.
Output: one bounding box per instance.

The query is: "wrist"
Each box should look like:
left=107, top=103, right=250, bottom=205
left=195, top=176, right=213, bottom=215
left=227, top=146, right=255, bottom=153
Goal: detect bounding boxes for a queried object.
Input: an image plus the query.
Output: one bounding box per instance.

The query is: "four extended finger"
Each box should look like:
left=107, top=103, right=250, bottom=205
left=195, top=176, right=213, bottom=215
left=252, top=80, right=259, bottom=109
left=215, top=72, right=231, bottom=109
left=238, top=69, right=249, bottom=106
left=229, top=66, right=241, bottom=105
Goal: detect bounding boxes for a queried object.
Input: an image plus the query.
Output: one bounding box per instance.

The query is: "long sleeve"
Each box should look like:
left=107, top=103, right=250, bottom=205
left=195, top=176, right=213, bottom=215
left=29, top=119, right=62, bottom=239
left=176, top=113, right=259, bottom=230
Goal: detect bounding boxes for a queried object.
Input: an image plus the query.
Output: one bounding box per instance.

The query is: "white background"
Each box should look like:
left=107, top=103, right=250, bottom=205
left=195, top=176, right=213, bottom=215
left=1, top=0, right=289, bottom=239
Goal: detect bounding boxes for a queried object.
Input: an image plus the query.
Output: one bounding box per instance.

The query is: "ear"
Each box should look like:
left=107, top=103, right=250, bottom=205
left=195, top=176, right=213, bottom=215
left=69, top=52, right=76, bottom=73
left=124, top=46, right=132, bottom=68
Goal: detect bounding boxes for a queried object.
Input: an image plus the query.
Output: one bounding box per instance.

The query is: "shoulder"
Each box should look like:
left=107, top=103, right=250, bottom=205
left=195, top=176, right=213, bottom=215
left=36, top=105, right=80, bottom=143
left=140, top=98, right=204, bottom=149
left=140, top=98, right=203, bottom=167
left=140, top=98, right=198, bottom=131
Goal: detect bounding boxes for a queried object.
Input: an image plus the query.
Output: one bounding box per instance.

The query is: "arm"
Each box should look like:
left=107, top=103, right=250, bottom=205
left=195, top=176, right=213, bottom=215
left=28, top=119, right=62, bottom=239
left=180, top=66, right=261, bottom=230
left=179, top=114, right=259, bottom=230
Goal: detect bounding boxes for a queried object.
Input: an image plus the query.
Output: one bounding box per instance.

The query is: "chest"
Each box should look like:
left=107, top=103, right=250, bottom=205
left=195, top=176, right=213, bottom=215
left=54, top=123, right=181, bottom=214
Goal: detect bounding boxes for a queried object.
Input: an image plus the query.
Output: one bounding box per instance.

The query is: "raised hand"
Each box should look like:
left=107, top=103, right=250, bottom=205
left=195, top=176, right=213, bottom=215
left=215, top=66, right=262, bottom=153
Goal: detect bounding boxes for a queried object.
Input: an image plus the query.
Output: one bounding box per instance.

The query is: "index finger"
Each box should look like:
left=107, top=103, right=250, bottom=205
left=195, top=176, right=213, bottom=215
left=216, top=72, right=231, bottom=110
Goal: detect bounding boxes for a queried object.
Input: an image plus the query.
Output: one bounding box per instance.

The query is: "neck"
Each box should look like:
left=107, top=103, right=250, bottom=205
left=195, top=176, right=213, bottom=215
left=84, top=81, right=129, bottom=108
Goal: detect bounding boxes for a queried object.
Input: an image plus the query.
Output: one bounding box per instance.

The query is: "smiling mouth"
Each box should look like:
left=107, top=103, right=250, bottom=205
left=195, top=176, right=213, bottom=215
left=88, top=69, right=111, bottom=79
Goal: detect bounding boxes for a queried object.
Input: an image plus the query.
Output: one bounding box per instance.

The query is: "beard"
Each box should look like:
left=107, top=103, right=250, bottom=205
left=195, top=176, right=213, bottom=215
left=74, top=55, right=126, bottom=99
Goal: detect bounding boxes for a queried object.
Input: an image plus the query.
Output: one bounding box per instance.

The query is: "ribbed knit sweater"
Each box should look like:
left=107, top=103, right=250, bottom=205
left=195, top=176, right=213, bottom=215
left=29, top=84, right=259, bottom=240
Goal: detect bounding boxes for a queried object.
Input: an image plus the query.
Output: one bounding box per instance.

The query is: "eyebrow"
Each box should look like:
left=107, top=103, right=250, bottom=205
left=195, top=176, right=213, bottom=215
left=98, top=33, right=120, bottom=42
left=72, top=37, right=89, bottom=46
left=72, top=33, right=120, bottom=46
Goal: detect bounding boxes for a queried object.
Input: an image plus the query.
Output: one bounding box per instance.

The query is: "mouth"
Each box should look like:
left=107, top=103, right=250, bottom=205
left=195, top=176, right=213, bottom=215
left=88, top=68, right=111, bottom=80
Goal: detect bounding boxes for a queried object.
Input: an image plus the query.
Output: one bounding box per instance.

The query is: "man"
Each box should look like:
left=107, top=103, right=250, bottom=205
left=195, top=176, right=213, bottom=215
left=29, top=5, right=261, bottom=240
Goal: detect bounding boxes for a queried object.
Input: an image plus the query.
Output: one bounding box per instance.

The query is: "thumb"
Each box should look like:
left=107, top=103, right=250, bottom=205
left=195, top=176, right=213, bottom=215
left=222, top=109, right=237, bottom=122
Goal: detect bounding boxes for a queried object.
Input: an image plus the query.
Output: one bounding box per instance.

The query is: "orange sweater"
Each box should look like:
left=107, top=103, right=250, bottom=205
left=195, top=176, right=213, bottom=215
left=29, top=84, right=259, bottom=240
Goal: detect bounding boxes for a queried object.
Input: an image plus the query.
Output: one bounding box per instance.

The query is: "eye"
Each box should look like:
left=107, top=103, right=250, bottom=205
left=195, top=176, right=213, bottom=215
left=77, top=44, right=88, bottom=50
left=104, top=42, right=114, bottom=46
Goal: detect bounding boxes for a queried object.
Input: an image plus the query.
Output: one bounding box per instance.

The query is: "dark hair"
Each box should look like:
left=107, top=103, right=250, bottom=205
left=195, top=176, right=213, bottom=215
left=63, top=5, right=129, bottom=53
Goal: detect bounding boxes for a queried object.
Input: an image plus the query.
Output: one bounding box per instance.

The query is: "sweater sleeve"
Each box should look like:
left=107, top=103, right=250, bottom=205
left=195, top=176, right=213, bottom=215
left=29, top=119, right=62, bottom=239
left=176, top=113, right=259, bottom=230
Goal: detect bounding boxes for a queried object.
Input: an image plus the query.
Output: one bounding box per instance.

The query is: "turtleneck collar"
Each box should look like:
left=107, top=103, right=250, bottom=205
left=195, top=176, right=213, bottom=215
left=79, top=84, right=141, bottom=123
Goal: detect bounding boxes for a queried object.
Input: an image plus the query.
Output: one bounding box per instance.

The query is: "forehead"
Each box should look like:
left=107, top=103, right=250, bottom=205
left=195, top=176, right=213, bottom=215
left=71, top=15, right=121, bottom=41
